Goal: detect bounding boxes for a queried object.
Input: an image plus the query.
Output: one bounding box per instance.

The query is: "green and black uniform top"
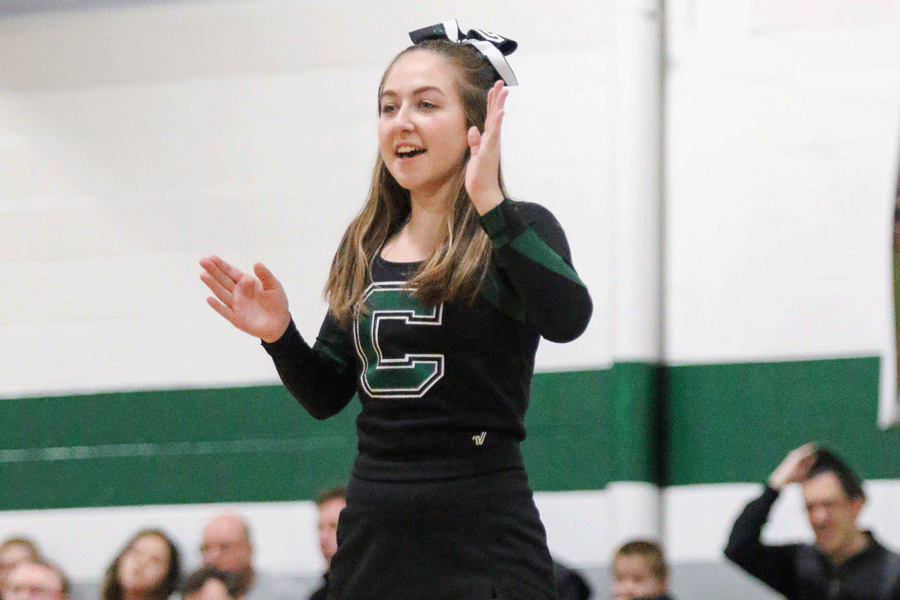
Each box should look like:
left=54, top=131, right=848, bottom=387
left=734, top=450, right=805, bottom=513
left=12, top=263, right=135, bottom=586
left=262, top=199, right=593, bottom=481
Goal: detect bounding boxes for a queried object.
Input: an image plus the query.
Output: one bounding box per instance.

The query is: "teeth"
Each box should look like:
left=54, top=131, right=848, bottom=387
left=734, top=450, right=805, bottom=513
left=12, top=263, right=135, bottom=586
left=397, top=146, right=423, bottom=154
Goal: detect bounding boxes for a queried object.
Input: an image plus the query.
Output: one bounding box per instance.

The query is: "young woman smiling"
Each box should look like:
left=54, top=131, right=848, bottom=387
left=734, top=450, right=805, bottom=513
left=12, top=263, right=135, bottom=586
left=201, top=20, right=592, bottom=599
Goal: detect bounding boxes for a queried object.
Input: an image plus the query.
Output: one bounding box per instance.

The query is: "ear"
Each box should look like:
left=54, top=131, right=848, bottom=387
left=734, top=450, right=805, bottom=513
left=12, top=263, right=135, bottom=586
left=848, top=495, right=866, bottom=520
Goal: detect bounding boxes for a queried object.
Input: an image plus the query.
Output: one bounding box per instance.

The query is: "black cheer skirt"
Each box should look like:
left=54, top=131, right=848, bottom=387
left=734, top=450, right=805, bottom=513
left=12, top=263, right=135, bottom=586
left=326, top=469, right=559, bottom=600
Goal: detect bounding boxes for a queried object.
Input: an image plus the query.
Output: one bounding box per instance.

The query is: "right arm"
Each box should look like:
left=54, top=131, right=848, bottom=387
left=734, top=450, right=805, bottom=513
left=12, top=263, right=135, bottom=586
left=724, top=444, right=817, bottom=600
left=200, top=255, right=356, bottom=419
left=261, top=315, right=358, bottom=420
left=724, top=486, right=798, bottom=591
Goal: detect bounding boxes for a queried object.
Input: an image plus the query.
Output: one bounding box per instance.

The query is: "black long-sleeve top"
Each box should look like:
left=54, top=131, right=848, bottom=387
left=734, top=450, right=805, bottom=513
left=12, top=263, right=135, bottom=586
left=262, top=199, right=593, bottom=481
left=724, top=486, right=900, bottom=600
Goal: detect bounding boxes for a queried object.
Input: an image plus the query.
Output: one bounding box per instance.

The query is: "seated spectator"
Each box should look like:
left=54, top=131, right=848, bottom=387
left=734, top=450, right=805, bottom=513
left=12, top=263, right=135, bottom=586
left=308, top=486, right=346, bottom=600
left=4, top=561, right=70, bottom=600
left=0, top=537, right=42, bottom=591
left=553, top=559, right=592, bottom=600
left=100, top=529, right=181, bottom=600
left=612, top=540, right=673, bottom=600
left=200, top=514, right=290, bottom=600
left=724, top=443, right=900, bottom=600
left=180, top=566, right=238, bottom=600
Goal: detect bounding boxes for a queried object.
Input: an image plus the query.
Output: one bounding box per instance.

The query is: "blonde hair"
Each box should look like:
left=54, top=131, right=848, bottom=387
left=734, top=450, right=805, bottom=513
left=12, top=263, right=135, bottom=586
left=325, top=40, right=506, bottom=324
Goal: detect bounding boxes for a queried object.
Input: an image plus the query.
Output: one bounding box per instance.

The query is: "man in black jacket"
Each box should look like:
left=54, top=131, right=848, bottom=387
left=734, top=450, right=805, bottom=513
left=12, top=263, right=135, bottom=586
left=725, top=443, right=900, bottom=600
left=307, top=486, right=347, bottom=600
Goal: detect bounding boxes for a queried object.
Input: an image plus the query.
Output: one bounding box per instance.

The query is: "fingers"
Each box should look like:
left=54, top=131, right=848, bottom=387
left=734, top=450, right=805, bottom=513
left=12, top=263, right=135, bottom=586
left=200, top=255, right=242, bottom=293
left=474, top=81, right=507, bottom=157
left=200, top=260, right=239, bottom=310
left=253, top=262, right=281, bottom=291
left=200, top=255, right=254, bottom=313
left=209, top=255, right=247, bottom=286
left=769, top=443, right=818, bottom=490
left=484, top=80, right=508, bottom=133
left=467, top=126, right=481, bottom=153
left=793, top=444, right=818, bottom=477
left=205, top=295, right=235, bottom=323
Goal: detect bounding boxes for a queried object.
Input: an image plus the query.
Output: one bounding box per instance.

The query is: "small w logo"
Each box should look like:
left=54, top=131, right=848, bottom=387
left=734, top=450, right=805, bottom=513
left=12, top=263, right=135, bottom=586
left=472, top=431, right=487, bottom=446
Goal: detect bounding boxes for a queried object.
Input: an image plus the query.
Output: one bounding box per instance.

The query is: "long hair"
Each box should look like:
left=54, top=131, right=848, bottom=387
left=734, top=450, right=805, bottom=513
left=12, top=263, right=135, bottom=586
left=325, top=40, right=507, bottom=324
left=100, top=529, right=181, bottom=600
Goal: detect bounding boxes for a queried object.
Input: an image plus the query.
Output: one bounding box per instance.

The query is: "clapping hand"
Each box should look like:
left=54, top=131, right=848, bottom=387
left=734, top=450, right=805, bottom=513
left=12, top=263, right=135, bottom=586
left=199, top=255, right=291, bottom=343
left=465, top=80, right=508, bottom=214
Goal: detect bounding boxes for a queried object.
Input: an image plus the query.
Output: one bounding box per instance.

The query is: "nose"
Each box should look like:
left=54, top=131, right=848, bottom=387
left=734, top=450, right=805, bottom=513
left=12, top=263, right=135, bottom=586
left=204, top=547, right=221, bottom=564
left=393, top=103, right=415, bottom=132
left=809, top=506, right=829, bottom=528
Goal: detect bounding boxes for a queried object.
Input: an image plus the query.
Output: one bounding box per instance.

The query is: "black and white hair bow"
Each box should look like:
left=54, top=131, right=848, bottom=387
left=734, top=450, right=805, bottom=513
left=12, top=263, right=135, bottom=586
left=408, top=19, right=518, bottom=86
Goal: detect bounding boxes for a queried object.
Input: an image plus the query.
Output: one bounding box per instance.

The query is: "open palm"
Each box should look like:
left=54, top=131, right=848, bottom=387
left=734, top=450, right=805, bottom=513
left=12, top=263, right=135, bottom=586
left=465, top=80, right=509, bottom=214
left=199, top=255, right=291, bottom=343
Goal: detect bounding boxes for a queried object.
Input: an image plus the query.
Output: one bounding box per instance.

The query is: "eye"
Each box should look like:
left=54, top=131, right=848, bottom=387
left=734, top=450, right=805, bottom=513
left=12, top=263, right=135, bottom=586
left=418, top=100, right=437, bottom=109
left=380, top=103, right=397, bottom=114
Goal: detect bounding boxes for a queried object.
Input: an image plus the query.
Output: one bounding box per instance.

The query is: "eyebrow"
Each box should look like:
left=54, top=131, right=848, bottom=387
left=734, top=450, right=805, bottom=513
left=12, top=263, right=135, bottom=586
left=380, top=85, right=446, bottom=99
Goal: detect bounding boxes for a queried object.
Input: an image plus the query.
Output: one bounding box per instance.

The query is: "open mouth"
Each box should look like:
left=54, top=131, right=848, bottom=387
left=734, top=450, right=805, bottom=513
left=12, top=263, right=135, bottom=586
left=396, top=145, right=426, bottom=159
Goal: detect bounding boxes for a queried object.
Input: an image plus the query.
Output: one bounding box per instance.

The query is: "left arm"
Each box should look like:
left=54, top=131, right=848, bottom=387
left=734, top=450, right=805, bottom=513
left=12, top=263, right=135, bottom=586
left=480, top=199, right=592, bottom=342
left=466, top=81, right=592, bottom=342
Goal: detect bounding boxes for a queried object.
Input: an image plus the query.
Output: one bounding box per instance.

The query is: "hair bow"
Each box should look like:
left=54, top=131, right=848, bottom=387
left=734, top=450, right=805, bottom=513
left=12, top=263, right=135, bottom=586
left=408, top=19, right=518, bottom=86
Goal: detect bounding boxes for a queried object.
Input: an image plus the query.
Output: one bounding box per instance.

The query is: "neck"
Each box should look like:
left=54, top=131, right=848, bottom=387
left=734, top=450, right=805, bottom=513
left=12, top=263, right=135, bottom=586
left=826, top=530, right=869, bottom=565
left=382, top=191, right=450, bottom=263
left=407, top=199, right=446, bottom=242
left=123, top=590, right=150, bottom=600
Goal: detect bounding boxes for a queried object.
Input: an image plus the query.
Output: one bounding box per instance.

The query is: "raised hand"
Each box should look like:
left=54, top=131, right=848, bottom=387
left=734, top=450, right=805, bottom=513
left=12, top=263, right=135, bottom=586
left=199, top=255, right=291, bottom=343
left=768, top=443, right=817, bottom=490
left=465, top=80, right=509, bottom=214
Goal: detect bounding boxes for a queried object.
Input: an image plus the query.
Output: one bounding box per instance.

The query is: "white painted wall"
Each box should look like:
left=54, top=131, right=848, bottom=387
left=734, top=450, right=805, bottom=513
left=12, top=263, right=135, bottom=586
left=665, top=0, right=900, bottom=366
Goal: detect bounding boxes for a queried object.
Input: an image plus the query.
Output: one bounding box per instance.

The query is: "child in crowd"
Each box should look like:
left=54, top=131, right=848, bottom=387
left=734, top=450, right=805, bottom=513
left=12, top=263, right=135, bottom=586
left=613, top=540, right=673, bottom=600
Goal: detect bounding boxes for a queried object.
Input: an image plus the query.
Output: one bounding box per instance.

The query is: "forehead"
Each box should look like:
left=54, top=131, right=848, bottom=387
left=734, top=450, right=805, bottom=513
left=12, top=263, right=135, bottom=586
left=319, top=497, right=346, bottom=513
left=204, top=518, right=247, bottom=543
left=1, top=544, right=34, bottom=562
left=614, top=554, right=654, bottom=576
left=131, top=534, right=169, bottom=557
left=382, top=50, right=459, bottom=94
left=9, top=564, right=60, bottom=589
left=802, top=471, right=848, bottom=503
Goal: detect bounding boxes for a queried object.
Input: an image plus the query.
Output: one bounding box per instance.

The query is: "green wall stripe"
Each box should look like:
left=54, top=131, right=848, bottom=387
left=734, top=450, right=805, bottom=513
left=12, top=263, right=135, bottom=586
left=608, top=362, right=664, bottom=483
left=665, top=356, right=900, bottom=485
left=3, top=357, right=900, bottom=510
left=1, top=387, right=360, bottom=510
left=524, top=369, right=611, bottom=490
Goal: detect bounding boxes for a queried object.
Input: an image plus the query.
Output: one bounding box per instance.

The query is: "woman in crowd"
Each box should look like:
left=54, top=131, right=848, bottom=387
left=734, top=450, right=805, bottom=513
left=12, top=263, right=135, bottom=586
left=100, top=529, right=180, bottom=600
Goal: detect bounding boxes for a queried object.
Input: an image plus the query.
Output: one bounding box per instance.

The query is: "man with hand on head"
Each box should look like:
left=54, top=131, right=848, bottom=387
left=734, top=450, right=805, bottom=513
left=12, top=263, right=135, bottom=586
left=725, top=443, right=900, bottom=599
